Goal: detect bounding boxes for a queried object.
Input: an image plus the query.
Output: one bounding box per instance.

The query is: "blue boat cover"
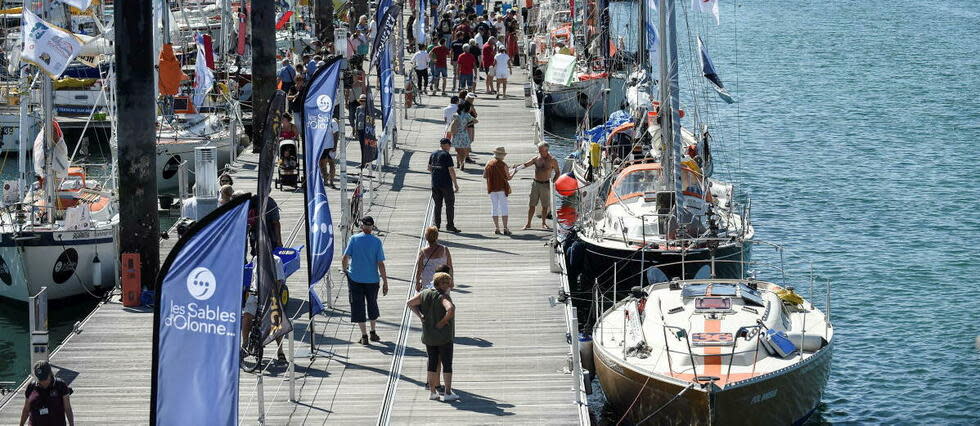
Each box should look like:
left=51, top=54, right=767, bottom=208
left=580, top=110, right=632, bottom=145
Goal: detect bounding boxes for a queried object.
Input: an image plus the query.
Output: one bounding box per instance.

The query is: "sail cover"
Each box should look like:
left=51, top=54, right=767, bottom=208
left=697, top=36, right=734, bottom=104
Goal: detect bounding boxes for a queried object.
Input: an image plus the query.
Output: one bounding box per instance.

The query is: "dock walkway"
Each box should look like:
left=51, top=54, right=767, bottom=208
left=0, top=68, right=584, bottom=424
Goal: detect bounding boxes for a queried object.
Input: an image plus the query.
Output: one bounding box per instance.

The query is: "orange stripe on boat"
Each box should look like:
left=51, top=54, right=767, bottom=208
left=703, top=319, right=722, bottom=377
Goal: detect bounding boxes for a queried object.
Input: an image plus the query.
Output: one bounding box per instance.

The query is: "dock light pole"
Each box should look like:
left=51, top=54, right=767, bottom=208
left=115, top=0, right=160, bottom=290
left=251, top=0, right=277, bottom=154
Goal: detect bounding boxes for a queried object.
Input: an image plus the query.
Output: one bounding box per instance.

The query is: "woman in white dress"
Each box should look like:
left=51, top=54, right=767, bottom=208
left=414, top=226, right=454, bottom=291
left=493, top=47, right=511, bottom=99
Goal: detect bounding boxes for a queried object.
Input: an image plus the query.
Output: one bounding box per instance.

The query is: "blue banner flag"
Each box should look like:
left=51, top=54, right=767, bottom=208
left=379, top=47, right=394, bottom=130
left=151, top=195, right=251, bottom=426
left=301, top=57, right=342, bottom=315
left=697, top=36, right=734, bottom=104
left=371, top=0, right=400, bottom=67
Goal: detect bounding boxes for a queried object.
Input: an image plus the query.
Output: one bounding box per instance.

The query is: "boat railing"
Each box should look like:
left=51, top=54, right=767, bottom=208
left=594, top=245, right=834, bottom=328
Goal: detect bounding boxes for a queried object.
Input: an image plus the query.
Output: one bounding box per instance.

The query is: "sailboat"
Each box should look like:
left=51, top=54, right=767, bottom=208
left=585, top=1, right=832, bottom=423
left=0, top=2, right=118, bottom=302
left=154, top=0, right=240, bottom=203
left=530, top=0, right=628, bottom=122
left=563, top=0, right=751, bottom=294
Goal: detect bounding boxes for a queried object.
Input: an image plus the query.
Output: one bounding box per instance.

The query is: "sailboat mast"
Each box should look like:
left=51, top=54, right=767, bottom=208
left=657, top=0, right=683, bottom=229
left=41, top=0, right=56, bottom=225
left=17, top=69, right=30, bottom=201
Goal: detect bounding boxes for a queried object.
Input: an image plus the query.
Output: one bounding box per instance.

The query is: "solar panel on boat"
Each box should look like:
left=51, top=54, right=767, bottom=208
left=709, top=283, right=738, bottom=296
left=739, top=283, right=766, bottom=306
left=681, top=284, right=709, bottom=298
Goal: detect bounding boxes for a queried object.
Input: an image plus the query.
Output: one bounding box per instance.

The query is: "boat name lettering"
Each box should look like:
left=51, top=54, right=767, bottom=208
left=750, top=389, right=778, bottom=404
left=163, top=299, right=238, bottom=337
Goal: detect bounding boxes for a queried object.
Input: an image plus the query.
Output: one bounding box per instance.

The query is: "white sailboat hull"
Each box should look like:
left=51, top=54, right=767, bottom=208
left=0, top=225, right=118, bottom=302
left=156, top=134, right=233, bottom=196
left=0, top=110, right=39, bottom=153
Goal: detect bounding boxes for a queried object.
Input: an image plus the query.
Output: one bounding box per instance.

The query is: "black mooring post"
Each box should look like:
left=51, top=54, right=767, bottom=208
left=115, top=0, right=159, bottom=289
left=251, top=0, right=277, bottom=153
left=315, top=0, right=335, bottom=45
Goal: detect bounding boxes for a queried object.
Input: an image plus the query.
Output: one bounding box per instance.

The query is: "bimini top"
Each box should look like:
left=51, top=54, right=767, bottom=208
left=605, top=162, right=708, bottom=207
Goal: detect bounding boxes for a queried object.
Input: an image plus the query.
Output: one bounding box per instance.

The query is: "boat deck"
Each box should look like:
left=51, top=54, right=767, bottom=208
left=0, top=68, right=585, bottom=424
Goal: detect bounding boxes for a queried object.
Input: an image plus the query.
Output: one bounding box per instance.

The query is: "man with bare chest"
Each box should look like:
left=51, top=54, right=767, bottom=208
left=521, top=142, right=560, bottom=230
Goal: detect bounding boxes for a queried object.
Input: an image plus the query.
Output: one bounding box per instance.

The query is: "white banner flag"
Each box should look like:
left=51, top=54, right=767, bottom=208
left=21, top=8, right=83, bottom=78
left=56, top=0, right=94, bottom=10
left=691, top=0, right=720, bottom=25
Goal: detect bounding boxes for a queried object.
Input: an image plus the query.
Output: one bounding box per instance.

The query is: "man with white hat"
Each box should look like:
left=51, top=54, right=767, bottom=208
left=482, top=146, right=514, bottom=235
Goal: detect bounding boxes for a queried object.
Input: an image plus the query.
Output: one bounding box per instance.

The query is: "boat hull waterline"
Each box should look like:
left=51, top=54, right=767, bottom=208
left=594, top=340, right=833, bottom=425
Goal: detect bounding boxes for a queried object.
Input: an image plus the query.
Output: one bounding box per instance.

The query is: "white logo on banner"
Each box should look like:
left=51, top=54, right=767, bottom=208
left=186, top=267, right=217, bottom=300
left=308, top=194, right=335, bottom=257
left=316, top=95, right=333, bottom=112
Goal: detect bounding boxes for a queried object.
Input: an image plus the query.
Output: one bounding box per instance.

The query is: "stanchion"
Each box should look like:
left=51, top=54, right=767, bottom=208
left=288, top=330, right=296, bottom=402
left=256, top=373, right=266, bottom=425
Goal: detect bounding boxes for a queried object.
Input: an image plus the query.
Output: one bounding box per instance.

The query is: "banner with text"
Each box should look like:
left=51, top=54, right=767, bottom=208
left=151, top=195, right=250, bottom=426
left=301, top=57, right=342, bottom=315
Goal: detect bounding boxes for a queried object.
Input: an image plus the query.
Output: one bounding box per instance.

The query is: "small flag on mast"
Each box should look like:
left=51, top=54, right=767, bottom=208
left=697, top=36, right=734, bottom=104
left=692, top=0, right=720, bottom=25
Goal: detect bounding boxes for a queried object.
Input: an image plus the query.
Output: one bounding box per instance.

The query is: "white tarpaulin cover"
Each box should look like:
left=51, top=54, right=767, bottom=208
left=544, top=53, right=576, bottom=86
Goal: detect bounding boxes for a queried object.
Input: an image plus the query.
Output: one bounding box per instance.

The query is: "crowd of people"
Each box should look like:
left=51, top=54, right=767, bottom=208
left=408, top=1, right=523, bottom=99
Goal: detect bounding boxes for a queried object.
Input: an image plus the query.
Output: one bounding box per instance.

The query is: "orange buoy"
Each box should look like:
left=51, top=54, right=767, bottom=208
left=555, top=172, right=579, bottom=196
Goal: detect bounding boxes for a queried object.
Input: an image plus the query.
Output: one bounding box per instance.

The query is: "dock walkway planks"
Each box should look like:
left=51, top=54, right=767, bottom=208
left=0, top=68, right=582, bottom=424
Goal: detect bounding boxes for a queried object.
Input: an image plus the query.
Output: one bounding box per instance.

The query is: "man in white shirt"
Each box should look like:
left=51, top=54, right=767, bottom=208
left=443, top=95, right=459, bottom=127
left=493, top=47, right=512, bottom=98
left=411, top=45, right=431, bottom=94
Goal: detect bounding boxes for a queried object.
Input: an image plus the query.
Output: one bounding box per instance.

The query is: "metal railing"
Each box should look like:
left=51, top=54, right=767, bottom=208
left=377, top=197, right=433, bottom=425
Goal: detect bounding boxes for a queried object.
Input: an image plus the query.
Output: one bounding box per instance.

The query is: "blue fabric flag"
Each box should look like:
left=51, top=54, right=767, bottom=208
left=379, top=47, right=394, bottom=130
left=646, top=0, right=659, bottom=83
left=697, top=36, right=734, bottom=104
left=151, top=195, right=251, bottom=426
left=302, top=58, right=342, bottom=315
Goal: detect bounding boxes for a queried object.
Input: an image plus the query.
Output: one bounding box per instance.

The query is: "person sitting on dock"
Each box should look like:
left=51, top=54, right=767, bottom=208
left=19, top=361, right=73, bottom=426
left=342, top=216, right=389, bottom=345
left=407, top=272, right=458, bottom=402
left=520, top=142, right=560, bottom=230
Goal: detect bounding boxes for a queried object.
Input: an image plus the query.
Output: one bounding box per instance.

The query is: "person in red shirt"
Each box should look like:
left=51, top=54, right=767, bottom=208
left=457, top=50, right=476, bottom=92
left=430, top=39, right=451, bottom=95
left=482, top=37, right=497, bottom=94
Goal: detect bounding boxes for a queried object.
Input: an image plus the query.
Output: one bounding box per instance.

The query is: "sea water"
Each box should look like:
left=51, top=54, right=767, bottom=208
left=547, top=0, right=980, bottom=423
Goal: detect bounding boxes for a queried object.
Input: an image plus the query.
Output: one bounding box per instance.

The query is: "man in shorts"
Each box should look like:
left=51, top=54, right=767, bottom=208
left=343, top=216, right=389, bottom=345
left=456, top=48, right=477, bottom=92
left=430, top=38, right=451, bottom=95
left=521, top=142, right=560, bottom=230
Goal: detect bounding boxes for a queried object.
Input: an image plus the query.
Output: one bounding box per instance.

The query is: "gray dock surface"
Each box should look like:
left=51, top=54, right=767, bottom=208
left=0, top=69, right=583, bottom=424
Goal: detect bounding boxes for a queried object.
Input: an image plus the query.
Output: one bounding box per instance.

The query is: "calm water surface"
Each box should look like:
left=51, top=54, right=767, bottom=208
left=553, top=0, right=980, bottom=423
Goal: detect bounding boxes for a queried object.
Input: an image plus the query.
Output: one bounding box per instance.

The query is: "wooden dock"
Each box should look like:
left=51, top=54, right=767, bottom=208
left=0, top=68, right=586, bottom=424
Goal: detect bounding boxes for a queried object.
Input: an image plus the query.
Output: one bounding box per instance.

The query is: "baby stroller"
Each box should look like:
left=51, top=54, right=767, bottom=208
left=276, top=139, right=300, bottom=189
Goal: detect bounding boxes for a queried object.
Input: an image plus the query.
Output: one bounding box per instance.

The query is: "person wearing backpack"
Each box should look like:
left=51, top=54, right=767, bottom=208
left=19, top=361, right=74, bottom=426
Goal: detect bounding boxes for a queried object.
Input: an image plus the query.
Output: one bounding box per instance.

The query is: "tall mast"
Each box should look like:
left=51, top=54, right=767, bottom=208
left=41, top=0, right=55, bottom=225
left=17, top=68, right=30, bottom=201
left=657, top=0, right=683, bottom=232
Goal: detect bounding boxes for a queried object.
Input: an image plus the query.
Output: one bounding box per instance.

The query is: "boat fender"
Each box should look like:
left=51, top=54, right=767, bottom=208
left=786, top=333, right=827, bottom=352
left=579, top=334, right=596, bottom=372
left=91, top=254, right=102, bottom=288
